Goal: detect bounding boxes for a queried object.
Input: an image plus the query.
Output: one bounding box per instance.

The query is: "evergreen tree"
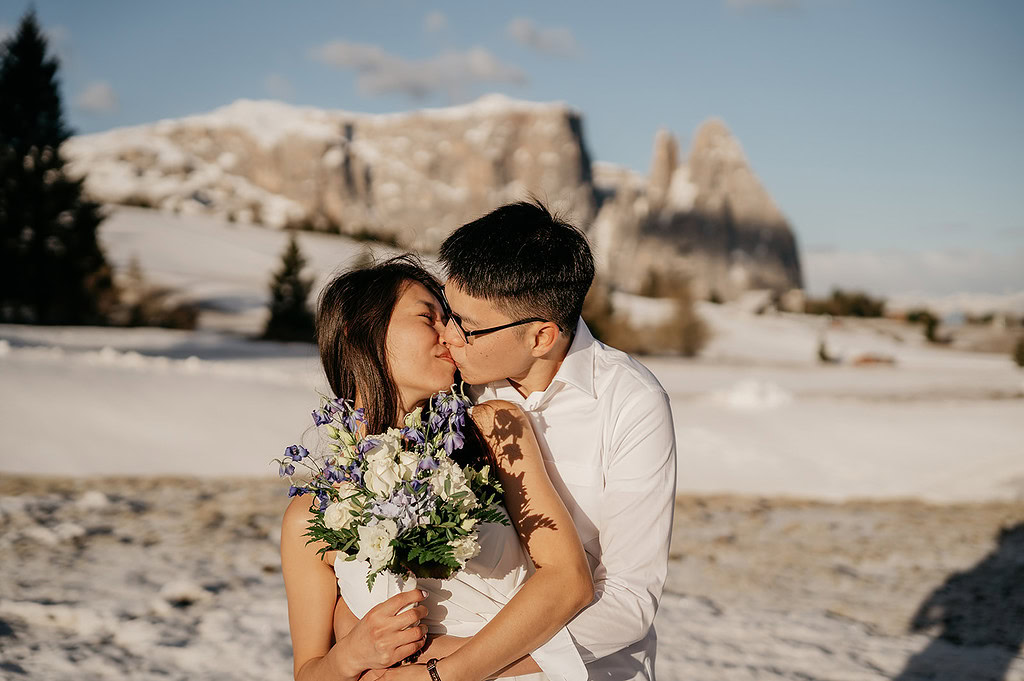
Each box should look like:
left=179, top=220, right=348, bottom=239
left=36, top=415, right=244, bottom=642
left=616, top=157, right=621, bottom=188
left=263, top=232, right=316, bottom=342
left=0, top=9, right=114, bottom=324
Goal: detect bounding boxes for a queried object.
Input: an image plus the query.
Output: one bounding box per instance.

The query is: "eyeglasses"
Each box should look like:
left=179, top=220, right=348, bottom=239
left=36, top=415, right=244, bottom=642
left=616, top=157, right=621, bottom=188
left=438, top=286, right=548, bottom=345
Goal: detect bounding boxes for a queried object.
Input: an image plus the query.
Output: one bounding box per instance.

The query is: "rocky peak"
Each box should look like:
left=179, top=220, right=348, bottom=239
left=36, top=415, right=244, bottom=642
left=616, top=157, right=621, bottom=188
left=688, top=118, right=788, bottom=231
left=647, top=128, right=679, bottom=211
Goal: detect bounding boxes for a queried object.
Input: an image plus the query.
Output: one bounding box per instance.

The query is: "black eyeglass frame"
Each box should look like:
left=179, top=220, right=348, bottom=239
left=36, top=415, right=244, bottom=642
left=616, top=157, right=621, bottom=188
left=439, top=286, right=548, bottom=343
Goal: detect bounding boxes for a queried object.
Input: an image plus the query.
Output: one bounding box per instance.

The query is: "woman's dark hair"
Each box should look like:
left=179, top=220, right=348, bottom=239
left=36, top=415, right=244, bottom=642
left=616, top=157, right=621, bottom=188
left=317, top=254, right=443, bottom=435
left=316, top=254, right=490, bottom=468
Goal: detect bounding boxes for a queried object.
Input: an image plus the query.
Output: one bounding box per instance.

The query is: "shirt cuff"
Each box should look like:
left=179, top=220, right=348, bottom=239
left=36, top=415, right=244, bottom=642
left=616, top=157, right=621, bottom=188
left=530, top=625, right=587, bottom=681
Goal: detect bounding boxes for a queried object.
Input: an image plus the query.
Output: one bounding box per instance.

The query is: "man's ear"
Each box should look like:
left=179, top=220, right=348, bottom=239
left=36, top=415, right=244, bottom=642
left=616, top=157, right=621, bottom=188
left=529, top=322, right=563, bottom=357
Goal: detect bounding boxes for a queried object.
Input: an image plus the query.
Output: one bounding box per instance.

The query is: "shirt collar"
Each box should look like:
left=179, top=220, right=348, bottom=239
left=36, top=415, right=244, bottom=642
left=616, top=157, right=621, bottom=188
left=549, top=318, right=598, bottom=399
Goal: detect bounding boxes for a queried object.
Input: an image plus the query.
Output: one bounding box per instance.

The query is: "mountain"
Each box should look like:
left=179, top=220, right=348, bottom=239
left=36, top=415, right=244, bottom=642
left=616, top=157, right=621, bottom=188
left=63, top=96, right=801, bottom=300
left=592, top=121, right=802, bottom=301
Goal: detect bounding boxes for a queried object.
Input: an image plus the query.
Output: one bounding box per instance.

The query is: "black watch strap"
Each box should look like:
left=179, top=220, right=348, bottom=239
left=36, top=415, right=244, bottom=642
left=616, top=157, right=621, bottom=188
left=426, top=658, right=442, bottom=681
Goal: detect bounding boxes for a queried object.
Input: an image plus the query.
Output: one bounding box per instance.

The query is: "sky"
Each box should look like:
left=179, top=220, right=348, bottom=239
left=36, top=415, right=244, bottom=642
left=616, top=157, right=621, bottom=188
left=2, top=0, right=1023, bottom=296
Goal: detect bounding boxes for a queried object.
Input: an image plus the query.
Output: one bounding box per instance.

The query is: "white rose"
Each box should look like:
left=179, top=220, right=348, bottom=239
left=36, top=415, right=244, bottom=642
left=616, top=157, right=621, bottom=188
left=430, top=459, right=462, bottom=497
left=430, top=459, right=477, bottom=509
left=323, top=483, right=361, bottom=530
left=355, top=519, right=398, bottom=572
left=364, top=430, right=403, bottom=463
left=396, top=448, right=419, bottom=481
left=451, top=533, right=480, bottom=566
left=364, top=456, right=403, bottom=497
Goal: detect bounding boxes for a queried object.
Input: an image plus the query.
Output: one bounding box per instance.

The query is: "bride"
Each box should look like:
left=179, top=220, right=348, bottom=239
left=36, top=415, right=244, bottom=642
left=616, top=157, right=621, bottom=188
left=281, top=256, right=594, bottom=681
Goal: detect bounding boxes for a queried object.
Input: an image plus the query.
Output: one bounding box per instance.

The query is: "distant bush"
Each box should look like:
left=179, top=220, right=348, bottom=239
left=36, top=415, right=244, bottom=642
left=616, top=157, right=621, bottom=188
left=583, top=273, right=709, bottom=357
left=1014, top=337, right=1024, bottom=368
left=805, top=288, right=885, bottom=318
left=110, top=258, right=198, bottom=330
left=262, top=232, right=315, bottom=343
left=906, top=308, right=942, bottom=343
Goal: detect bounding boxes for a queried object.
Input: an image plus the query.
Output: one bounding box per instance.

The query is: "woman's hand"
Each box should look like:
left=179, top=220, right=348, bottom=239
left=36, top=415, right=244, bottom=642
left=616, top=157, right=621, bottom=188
left=341, top=589, right=431, bottom=671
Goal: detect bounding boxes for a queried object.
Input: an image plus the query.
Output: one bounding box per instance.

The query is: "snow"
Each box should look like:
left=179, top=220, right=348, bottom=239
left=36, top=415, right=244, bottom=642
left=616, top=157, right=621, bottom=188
left=2, top=206, right=1024, bottom=679
left=1, top=208, right=1021, bottom=501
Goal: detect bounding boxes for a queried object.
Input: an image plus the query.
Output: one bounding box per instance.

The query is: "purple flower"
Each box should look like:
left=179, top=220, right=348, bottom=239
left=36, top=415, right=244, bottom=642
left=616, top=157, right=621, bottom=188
left=279, top=462, right=295, bottom=477
left=339, top=406, right=365, bottom=432
left=357, top=438, right=379, bottom=455
left=312, top=409, right=331, bottom=426
left=401, top=426, right=426, bottom=445
left=323, top=463, right=344, bottom=484
left=284, top=445, right=309, bottom=461
left=442, top=431, right=465, bottom=455
left=417, top=457, right=438, bottom=473
left=288, top=485, right=306, bottom=497
left=347, top=465, right=363, bottom=485
left=449, top=411, right=466, bottom=429
left=316, top=491, right=330, bottom=511
left=369, top=488, right=435, bottom=534
left=428, top=410, right=446, bottom=433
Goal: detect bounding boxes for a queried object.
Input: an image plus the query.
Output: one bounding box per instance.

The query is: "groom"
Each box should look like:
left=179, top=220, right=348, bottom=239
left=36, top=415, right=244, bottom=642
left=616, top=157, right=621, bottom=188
left=437, top=201, right=677, bottom=681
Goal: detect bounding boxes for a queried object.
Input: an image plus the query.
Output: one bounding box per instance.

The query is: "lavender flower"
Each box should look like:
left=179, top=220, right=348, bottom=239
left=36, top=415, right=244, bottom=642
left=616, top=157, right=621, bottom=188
left=287, top=485, right=306, bottom=497
left=417, top=456, right=438, bottom=473
left=357, top=438, right=379, bottom=455
left=312, top=409, right=332, bottom=426
left=442, top=430, right=465, bottom=455
left=279, top=462, right=295, bottom=477
left=369, top=488, right=436, bottom=534
left=401, top=426, right=426, bottom=445
left=284, top=445, right=309, bottom=461
left=428, top=410, right=446, bottom=433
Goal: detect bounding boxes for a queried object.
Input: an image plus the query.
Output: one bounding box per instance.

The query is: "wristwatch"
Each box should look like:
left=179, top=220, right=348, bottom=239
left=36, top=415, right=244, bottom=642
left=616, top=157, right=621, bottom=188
left=426, top=658, right=442, bottom=681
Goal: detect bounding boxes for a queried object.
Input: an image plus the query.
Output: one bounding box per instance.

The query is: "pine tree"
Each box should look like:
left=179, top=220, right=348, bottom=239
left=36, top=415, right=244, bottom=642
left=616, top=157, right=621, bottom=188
left=263, top=232, right=316, bottom=342
left=0, top=9, right=114, bottom=324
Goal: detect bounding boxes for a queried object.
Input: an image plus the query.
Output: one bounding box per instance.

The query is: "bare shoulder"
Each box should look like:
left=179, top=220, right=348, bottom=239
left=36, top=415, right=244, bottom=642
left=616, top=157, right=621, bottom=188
left=281, top=494, right=316, bottom=539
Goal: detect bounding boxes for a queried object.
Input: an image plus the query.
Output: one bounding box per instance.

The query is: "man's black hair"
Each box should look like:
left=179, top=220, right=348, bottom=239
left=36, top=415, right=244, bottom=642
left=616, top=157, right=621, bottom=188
left=438, top=200, right=595, bottom=334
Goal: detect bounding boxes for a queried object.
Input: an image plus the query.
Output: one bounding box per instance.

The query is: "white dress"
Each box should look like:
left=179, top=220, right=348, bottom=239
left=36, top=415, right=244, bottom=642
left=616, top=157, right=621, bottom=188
left=333, top=512, right=586, bottom=681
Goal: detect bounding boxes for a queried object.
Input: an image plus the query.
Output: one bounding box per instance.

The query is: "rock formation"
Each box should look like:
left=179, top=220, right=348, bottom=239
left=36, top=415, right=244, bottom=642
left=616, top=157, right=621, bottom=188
left=64, top=96, right=596, bottom=252
left=592, top=120, right=802, bottom=300
left=64, top=97, right=801, bottom=299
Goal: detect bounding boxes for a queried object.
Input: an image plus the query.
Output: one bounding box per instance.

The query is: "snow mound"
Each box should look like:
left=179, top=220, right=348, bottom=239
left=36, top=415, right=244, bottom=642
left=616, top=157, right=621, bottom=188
left=709, top=379, right=794, bottom=410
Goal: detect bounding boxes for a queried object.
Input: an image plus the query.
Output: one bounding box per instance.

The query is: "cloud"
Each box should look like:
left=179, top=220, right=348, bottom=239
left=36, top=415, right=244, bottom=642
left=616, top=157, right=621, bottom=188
left=506, top=18, right=580, bottom=58
left=74, top=81, right=118, bottom=114
left=310, top=41, right=526, bottom=101
left=802, top=247, right=1024, bottom=298
left=424, top=11, right=448, bottom=33
left=725, top=0, right=801, bottom=10
left=265, top=73, right=294, bottom=100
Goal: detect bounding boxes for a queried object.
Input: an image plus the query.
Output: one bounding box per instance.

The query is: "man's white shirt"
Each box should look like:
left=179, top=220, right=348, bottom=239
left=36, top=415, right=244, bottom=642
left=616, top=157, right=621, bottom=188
left=470, top=319, right=677, bottom=681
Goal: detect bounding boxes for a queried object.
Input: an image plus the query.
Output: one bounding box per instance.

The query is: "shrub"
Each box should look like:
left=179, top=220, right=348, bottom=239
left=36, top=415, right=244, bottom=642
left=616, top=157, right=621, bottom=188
left=583, top=273, right=709, bottom=357
left=262, top=232, right=315, bottom=342
left=805, top=288, right=885, bottom=318
left=110, top=258, right=198, bottom=329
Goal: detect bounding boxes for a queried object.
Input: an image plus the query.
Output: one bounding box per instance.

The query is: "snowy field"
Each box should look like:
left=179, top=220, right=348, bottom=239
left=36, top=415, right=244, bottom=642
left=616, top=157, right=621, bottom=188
left=2, top=208, right=1021, bottom=501
left=2, top=206, right=1023, bottom=680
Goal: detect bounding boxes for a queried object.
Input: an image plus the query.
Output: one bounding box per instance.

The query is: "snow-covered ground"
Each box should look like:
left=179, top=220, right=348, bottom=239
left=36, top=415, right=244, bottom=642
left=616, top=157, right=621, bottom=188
left=3, top=206, right=1024, bottom=680
left=2, top=206, right=1023, bottom=501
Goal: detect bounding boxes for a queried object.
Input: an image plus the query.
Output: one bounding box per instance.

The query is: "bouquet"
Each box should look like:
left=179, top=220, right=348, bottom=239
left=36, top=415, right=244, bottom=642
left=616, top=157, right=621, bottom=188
left=276, top=384, right=509, bottom=589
